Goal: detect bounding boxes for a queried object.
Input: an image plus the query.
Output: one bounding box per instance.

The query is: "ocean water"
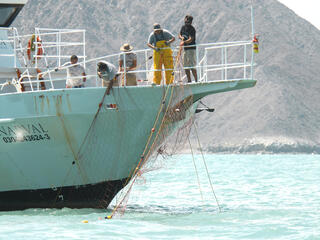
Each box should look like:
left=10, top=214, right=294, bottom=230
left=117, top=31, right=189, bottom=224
left=0, top=154, right=319, bottom=240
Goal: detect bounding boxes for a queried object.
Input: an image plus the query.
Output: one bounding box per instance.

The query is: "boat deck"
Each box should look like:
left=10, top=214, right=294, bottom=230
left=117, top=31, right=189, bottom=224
left=0, top=27, right=256, bottom=95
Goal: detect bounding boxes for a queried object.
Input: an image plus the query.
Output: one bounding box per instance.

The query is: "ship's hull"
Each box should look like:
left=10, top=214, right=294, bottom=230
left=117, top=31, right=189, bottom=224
left=0, top=80, right=256, bottom=210
left=0, top=178, right=127, bottom=211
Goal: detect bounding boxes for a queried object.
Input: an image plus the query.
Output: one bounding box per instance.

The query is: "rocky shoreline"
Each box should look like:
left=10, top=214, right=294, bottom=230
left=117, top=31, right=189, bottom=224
left=204, top=143, right=320, bottom=154
left=182, top=137, right=320, bottom=154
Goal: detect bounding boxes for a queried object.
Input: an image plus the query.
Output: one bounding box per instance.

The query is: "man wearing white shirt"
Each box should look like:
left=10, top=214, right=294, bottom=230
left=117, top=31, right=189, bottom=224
left=65, top=55, right=86, bottom=88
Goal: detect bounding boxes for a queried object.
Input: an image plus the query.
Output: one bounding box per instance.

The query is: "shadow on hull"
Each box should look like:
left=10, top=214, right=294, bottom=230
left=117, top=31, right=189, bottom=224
left=0, top=178, right=127, bottom=211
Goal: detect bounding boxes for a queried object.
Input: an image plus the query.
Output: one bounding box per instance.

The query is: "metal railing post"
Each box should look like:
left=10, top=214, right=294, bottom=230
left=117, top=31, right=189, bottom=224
left=224, top=46, right=227, bottom=80
left=221, top=47, right=224, bottom=80
left=13, top=28, right=17, bottom=68
left=204, top=48, right=208, bottom=82
left=196, top=45, right=200, bottom=82
left=58, top=30, right=61, bottom=67
left=95, top=60, right=98, bottom=87
left=83, top=30, right=86, bottom=69
left=35, top=31, right=38, bottom=69
left=123, top=52, right=127, bottom=86
left=56, top=32, right=59, bottom=66
left=145, top=50, right=148, bottom=82
left=244, top=44, right=247, bottom=79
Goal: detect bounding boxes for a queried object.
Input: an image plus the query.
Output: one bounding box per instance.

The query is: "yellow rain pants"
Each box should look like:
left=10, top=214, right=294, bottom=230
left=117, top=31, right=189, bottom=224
left=153, top=40, right=173, bottom=85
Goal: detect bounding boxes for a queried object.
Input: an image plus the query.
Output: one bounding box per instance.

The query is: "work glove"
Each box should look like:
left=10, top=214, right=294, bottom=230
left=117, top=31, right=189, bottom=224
left=155, top=47, right=160, bottom=52
left=165, top=41, right=170, bottom=46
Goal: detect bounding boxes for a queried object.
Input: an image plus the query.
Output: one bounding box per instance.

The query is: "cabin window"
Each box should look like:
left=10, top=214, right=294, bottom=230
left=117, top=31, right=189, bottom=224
left=0, top=5, right=23, bottom=27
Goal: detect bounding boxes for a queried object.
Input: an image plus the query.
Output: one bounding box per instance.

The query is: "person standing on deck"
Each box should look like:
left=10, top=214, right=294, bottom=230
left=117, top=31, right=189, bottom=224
left=65, top=55, right=86, bottom=88
left=147, top=23, right=175, bottom=85
left=119, top=43, right=137, bottom=86
left=179, top=15, right=197, bottom=83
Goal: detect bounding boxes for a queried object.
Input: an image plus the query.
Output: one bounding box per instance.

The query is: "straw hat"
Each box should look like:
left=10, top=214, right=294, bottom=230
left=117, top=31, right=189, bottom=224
left=120, top=43, right=133, bottom=52
left=153, top=23, right=162, bottom=31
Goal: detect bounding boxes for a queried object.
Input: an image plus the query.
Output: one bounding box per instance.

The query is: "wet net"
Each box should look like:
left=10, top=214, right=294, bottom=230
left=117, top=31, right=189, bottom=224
left=106, top=45, right=196, bottom=218
left=52, top=43, right=197, bottom=216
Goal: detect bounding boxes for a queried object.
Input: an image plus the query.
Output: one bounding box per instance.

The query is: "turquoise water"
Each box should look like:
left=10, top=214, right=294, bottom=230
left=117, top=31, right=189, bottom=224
left=0, top=155, right=319, bottom=239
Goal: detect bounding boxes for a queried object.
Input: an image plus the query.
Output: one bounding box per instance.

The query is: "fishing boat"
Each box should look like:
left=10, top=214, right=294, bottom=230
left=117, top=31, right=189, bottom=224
left=0, top=0, right=257, bottom=210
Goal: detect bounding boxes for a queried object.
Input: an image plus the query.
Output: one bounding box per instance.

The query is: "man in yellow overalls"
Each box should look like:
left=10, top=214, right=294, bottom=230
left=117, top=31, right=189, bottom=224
left=147, top=23, right=175, bottom=85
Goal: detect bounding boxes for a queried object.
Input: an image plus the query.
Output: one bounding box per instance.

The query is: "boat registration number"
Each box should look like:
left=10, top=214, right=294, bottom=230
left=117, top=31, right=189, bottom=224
left=2, top=134, right=51, bottom=144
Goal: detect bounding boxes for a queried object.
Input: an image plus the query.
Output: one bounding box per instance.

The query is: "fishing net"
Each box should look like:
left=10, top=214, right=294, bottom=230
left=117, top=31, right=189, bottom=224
left=107, top=45, right=196, bottom=218
left=48, top=43, right=196, bottom=216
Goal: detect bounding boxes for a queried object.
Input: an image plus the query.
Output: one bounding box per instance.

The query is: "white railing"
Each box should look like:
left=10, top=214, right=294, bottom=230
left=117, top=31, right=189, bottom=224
left=0, top=27, right=255, bottom=93
left=196, top=41, right=253, bottom=82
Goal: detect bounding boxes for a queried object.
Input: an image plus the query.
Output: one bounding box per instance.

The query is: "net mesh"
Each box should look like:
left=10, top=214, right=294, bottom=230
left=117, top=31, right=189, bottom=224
left=107, top=45, right=196, bottom=217
left=49, top=44, right=196, bottom=216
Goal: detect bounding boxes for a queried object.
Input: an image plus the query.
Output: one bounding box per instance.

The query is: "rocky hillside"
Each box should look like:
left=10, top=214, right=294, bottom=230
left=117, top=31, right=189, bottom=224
left=12, top=0, right=320, bottom=153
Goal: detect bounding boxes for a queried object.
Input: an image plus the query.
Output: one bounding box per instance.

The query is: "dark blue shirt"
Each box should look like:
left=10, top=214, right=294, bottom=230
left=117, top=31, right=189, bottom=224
left=180, top=25, right=196, bottom=50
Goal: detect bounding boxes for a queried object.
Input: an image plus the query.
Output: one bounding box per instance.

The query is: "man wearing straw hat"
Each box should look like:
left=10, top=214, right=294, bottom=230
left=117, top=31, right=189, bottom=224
left=147, top=23, right=175, bottom=85
left=119, top=43, right=137, bottom=86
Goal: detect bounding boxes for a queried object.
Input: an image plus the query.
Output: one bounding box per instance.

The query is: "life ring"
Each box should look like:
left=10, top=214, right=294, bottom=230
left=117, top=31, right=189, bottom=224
left=27, top=34, right=43, bottom=61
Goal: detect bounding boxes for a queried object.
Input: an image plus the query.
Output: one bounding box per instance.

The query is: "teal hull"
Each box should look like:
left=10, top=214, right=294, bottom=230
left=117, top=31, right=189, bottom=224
left=0, top=79, right=256, bottom=210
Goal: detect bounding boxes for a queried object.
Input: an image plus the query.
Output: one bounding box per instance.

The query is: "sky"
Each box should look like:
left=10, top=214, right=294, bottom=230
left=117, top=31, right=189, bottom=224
left=278, top=0, right=320, bottom=29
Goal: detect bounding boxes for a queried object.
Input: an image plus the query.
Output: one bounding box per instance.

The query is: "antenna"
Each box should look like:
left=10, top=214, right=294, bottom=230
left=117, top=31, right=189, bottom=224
left=250, top=0, right=255, bottom=79
left=251, top=0, right=255, bottom=37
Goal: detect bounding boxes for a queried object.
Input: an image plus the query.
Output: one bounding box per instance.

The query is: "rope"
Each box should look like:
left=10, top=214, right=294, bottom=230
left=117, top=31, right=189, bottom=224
left=108, top=84, right=175, bottom=218
left=193, top=121, right=222, bottom=212
left=108, top=43, right=190, bottom=218
left=76, top=86, right=110, bottom=157
left=188, top=136, right=204, bottom=202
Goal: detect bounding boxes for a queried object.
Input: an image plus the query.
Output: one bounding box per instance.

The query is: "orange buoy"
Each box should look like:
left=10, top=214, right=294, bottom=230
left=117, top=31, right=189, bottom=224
left=27, top=34, right=43, bottom=61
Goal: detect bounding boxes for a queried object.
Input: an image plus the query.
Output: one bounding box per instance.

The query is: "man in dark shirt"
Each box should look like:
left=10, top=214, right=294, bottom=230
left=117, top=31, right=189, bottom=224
left=179, top=15, right=197, bottom=83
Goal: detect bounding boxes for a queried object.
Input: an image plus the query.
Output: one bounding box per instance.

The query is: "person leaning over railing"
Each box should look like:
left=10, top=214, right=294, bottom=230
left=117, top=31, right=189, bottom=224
left=179, top=15, right=197, bottom=83
left=97, top=61, right=120, bottom=95
left=64, top=55, right=86, bottom=88
left=147, top=23, right=175, bottom=85
left=119, top=43, right=137, bottom=86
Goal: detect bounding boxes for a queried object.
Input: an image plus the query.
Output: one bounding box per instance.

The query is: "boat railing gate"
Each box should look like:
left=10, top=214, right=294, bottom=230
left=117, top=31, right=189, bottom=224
left=0, top=27, right=255, bottom=92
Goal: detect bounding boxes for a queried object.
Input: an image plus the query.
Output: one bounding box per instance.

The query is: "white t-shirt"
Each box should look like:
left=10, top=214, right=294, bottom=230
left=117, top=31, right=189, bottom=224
left=64, top=62, right=85, bottom=87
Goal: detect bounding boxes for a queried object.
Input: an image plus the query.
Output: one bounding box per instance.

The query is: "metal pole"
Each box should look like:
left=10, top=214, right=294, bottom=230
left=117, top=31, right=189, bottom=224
left=83, top=30, right=86, bottom=69
left=145, top=50, right=148, bottom=83
left=56, top=32, right=59, bottom=66
left=35, top=29, right=38, bottom=69
left=221, top=47, right=224, bottom=80
left=123, top=53, right=127, bottom=86
left=251, top=4, right=255, bottom=80
left=58, top=30, right=61, bottom=67
left=244, top=45, right=247, bottom=79
left=204, top=48, right=208, bottom=82
left=224, top=47, right=227, bottom=80
left=13, top=29, right=16, bottom=68
left=95, top=60, right=98, bottom=87
left=196, top=45, right=200, bottom=82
